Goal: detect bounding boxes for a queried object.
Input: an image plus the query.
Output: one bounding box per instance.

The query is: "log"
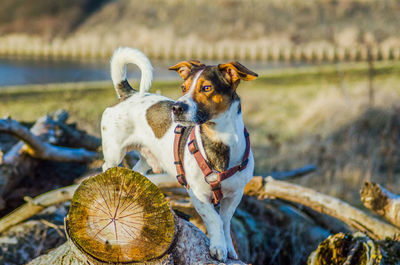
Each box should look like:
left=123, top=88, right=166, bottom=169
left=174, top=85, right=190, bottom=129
left=360, top=181, right=400, bottom=228
left=49, top=110, right=101, bottom=151
left=2, top=176, right=331, bottom=265
left=244, top=176, right=400, bottom=240
left=28, top=168, right=246, bottom=264
left=0, top=118, right=99, bottom=162
left=308, top=232, right=400, bottom=264
left=0, top=184, right=78, bottom=233
left=0, top=112, right=100, bottom=198
left=308, top=232, right=383, bottom=265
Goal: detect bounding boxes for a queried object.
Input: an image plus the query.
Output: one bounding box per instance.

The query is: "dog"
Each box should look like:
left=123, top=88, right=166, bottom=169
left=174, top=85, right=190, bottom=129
left=101, top=47, right=257, bottom=261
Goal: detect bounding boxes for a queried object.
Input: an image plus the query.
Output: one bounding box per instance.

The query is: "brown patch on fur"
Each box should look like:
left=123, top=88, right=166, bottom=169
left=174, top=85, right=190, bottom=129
left=146, top=100, right=174, bottom=138
left=200, top=123, right=230, bottom=172
left=117, top=79, right=135, bottom=98
left=108, top=81, right=136, bottom=107
left=218, top=61, right=258, bottom=85
left=192, top=76, right=232, bottom=122
left=169, top=60, right=205, bottom=80
left=181, top=75, right=194, bottom=94
left=173, top=62, right=256, bottom=124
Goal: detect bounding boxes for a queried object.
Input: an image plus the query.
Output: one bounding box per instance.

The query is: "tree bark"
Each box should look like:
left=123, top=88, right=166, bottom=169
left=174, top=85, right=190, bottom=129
left=0, top=118, right=99, bottom=162
left=244, top=176, right=400, bottom=240
left=308, top=232, right=383, bottom=265
left=28, top=167, right=246, bottom=264
left=360, top=181, right=400, bottom=229
left=28, top=216, right=246, bottom=265
left=0, top=184, right=78, bottom=233
left=0, top=111, right=100, bottom=199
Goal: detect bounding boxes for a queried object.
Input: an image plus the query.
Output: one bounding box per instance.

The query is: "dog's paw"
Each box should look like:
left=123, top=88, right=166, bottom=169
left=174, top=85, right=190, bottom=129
left=227, top=247, right=238, bottom=260
left=210, top=243, right=227, bottom=262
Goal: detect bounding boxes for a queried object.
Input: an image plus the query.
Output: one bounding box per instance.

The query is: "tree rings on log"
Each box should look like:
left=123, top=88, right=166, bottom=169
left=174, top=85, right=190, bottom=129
left=66, top=167, right=175, bottom=263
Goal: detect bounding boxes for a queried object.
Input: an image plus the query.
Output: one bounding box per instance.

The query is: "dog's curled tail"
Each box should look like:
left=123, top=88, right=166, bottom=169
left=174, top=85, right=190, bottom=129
left=110, top=47, right=153, bottom=98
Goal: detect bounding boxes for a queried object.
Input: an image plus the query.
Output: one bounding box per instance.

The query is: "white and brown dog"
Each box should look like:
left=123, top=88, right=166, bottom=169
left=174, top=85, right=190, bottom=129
left=101, top=47, right=257, bottom=261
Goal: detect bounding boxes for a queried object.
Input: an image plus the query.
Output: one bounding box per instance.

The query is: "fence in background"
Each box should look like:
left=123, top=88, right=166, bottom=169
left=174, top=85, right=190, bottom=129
left=0, top=35, right=399, bottom=62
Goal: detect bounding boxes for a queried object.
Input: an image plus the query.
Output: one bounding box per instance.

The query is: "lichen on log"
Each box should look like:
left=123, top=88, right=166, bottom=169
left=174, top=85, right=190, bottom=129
left=308, top=232, right=382, bottom=265
left=27, top=168, right=246, bottom=264
left=66, top=167, right=175, bottom=263
left=361, top=181, right=400, bottom=229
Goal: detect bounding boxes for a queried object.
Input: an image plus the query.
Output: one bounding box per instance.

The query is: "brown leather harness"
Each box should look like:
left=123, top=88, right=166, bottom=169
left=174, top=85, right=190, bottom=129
left=173, top=125, right=250, bottom=205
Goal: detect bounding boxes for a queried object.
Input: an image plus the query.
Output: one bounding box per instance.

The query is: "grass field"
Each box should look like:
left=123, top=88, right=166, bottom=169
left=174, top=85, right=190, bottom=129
left=1, top=61, right=399, bottom=205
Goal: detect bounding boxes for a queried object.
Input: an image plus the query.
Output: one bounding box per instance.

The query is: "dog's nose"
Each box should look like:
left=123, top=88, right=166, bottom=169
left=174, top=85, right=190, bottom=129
left=172, top=102, right=188, bottom=116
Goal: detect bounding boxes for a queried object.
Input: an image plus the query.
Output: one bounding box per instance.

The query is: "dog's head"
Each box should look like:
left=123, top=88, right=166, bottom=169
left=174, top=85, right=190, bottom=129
left=169, top=60, right=258, bottom=125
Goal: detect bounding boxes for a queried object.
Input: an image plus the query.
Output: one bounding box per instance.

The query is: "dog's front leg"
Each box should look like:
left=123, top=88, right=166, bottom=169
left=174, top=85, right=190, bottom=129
left=219, top=190, right=243, bottom=259
left=188, top=189, right=227, bottom=262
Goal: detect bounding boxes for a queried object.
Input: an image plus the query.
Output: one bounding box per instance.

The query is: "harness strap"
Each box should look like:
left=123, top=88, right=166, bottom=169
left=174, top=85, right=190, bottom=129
left=173, top=125, right=188, bottom=187
left=188, top=127, right=250, bottom=205
left=174, top=125, right=251, bottom=206
left=188, top=131, right=213, bottom=177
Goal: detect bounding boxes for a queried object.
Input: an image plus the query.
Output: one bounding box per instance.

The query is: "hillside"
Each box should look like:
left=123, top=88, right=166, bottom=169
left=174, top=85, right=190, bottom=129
left=0, top=0, right=108, bottom=37
left=1, top=0, right=400, bottom=53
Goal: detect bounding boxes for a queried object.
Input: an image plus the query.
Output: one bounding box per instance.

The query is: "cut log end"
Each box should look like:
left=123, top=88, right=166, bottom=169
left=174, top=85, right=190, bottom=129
left=66, top=167, right=175, bottom=263
left=360, top=181, right=389, bottom=215
left=308, top=232, right=382, bottom=265
left=360, top=181, right=400, bottom=229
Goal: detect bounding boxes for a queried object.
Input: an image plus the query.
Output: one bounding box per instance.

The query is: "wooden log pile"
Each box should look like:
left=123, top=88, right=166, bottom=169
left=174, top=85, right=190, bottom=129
left=0, top=110, right=399, bottom=264
left=0, top=110, right=100, bottom=200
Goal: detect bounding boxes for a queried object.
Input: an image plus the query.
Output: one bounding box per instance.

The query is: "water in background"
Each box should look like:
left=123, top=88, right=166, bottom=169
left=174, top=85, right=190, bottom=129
left=0, top=57, right=301, bottom=87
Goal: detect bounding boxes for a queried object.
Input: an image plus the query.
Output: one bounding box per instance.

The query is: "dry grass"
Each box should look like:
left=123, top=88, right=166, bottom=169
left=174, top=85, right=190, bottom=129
left=1, top=62, right=399, bottom=207
left=1, top=61, right=399, bottom=265
left=243, top=65, right=400, bottom=204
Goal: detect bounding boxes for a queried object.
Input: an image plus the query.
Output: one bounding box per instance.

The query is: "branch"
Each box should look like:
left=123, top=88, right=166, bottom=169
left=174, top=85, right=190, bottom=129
left=0, top=184, right=78, bottom=233
left=244, top=176, right=400, bottom=240
left=267, top=164, right=317, bottom=180
left=0, top=118, right=99, bottom=162
left=361, top=181, right=400, bottom=229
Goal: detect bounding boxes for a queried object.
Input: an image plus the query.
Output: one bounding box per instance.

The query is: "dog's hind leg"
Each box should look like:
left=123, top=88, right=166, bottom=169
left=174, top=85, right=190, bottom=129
left=188, top=189, right=227, bottom=262
left=145, top=173, right=176, bottom=186
left=219, top=191, right=243, bottom=259
left=132, top=156, right=152, bottom=174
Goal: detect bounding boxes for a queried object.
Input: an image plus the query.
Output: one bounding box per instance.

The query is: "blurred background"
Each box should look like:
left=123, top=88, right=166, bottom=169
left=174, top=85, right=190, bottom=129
left=0, top=0, right=399, bottom=264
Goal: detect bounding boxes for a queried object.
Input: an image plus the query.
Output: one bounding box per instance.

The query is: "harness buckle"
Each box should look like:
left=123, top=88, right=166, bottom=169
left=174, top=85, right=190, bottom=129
left=176, top=174, right=187, bottom=186
left=188, top=139, right=199, bottom=154
left=239, top=158, right=249, bottom=170
left=174, top=125, right=185, bottom=134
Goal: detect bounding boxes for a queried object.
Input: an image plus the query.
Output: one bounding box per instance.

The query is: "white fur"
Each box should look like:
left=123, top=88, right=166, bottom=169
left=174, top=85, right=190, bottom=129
left=110, top=47, right=153, bottom=97
left=102, top=48, right=254, bottom=262
left=177, top=69, right=203, bottom=123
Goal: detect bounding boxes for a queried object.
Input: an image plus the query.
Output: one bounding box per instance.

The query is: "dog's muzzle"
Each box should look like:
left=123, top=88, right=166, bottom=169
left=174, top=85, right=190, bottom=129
left=172, top=102, right=188, bottom=116
left=172, top=101, right=190, bottom=122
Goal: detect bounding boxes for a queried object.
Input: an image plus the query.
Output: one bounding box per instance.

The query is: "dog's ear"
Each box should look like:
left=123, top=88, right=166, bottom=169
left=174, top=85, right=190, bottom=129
left=218, top=61, right=258, bottom=84
left=168, top=60, right=204, bottom=80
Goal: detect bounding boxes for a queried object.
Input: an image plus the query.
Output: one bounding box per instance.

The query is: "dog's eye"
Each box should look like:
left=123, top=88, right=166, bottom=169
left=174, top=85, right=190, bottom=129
left=181, top=85, right=186, bottom=92
left=201, top=85, right=212, bottom=92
